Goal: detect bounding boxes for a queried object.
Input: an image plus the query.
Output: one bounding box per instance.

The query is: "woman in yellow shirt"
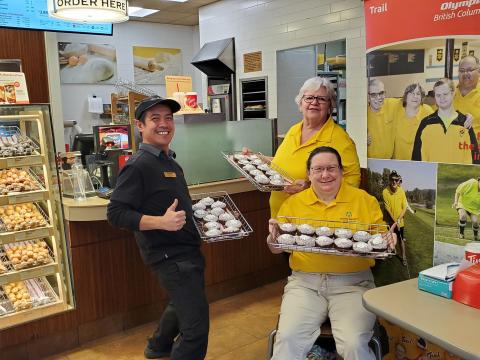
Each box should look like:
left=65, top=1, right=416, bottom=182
left=246, top=77, right=360, bottom=218
left=267, top=146, right=396, bottom=360
left=393, top=83, right=434, bottom=160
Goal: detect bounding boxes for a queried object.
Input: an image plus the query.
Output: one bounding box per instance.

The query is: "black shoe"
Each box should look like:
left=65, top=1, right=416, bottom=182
left=144, top=346, right=170, bottom=359
left=144, top=343, right=171, bottom=359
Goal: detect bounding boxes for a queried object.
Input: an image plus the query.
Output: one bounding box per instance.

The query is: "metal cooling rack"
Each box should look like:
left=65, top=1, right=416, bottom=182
left=222, top=151, right=294, bottom=192
left=0, top=203, right=50, bottom=233
left=191, top=191, right=253, bottom=243
left=2, top=239, right=54, bottom=271
left=270, top=217, right=395, bottom=259
left=0, top=126, right=40, bottom=151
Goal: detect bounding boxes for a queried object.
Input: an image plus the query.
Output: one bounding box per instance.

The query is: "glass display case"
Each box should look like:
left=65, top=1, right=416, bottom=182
left=0, top=104, right=74, bottom=329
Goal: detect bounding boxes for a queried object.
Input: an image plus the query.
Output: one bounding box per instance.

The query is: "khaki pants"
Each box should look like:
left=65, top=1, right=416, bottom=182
left=272, top=269, right=376, bottom=360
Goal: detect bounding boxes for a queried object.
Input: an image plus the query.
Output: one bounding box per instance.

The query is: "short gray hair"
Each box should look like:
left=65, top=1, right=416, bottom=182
left=294, top=77, right=337, bottom=111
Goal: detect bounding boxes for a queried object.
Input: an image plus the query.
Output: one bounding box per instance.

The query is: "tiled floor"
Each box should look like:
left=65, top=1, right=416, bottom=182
left=46, top=280, right=286, bottom=360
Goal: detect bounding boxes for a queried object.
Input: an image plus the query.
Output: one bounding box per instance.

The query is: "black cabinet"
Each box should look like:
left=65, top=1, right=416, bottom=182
left=240, top=77, right=268, bottom=120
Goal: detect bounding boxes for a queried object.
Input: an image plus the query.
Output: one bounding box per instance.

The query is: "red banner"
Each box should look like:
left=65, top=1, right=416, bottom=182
left=364, top=0, right=480, bottom=51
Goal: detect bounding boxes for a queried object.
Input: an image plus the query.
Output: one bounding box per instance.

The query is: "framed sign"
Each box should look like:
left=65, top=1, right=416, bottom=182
left=243, top=51, right=262, bottom=73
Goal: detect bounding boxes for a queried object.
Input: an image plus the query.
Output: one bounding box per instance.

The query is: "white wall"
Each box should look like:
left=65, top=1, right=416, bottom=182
left=50, top=21, right=200, bottom=135
left=199, top=0, right=368, bottom=166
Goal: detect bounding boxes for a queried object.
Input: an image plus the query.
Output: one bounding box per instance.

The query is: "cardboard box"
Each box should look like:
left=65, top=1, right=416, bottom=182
left=418, top=262, right=460, bottom=299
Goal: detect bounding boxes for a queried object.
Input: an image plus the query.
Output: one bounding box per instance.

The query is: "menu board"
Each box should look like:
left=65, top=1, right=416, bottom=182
left=0, top=0, right=113, bottom=35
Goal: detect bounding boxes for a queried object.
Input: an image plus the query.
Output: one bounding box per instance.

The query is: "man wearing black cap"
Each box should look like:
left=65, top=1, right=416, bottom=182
left=107, top=96, right=209, bottom=359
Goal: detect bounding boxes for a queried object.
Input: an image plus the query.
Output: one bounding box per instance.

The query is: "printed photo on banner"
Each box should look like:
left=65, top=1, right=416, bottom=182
left=58, top=42, right=117, bottom=84
left=367, top=159, right=437, bottom=285
left=132, top=46, right=182, bottom=85
left=435, top=163, right=480, bottom=264
left=366, top=37, right=480, bottom=164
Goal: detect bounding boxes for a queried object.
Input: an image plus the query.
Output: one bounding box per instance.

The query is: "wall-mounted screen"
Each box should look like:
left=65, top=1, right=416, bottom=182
left=0, top=0, right=113, bottom=36
left=93, top=125, right=131, bottom=152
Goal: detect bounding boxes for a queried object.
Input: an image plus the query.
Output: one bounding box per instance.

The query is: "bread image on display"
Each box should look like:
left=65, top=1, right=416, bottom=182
left=0, top=85, right=5, bottom=103
left=58, top=42, right=117, bottom=84
left=4, top=84, right=16, bottom=104
left=132, top=46, right=182, bottom=85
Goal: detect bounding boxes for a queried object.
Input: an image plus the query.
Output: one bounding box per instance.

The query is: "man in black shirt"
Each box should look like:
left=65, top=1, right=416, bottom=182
left=107, top=96, right=209, bottom=360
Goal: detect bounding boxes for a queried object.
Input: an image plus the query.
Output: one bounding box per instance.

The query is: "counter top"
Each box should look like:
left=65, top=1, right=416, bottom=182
left=363, top=278, right=480, bottom=360
left=62, top=178, right=256, bottom=221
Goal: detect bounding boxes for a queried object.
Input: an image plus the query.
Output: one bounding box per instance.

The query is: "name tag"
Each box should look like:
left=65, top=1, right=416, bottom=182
left=164, top=171, right=177, bottom=178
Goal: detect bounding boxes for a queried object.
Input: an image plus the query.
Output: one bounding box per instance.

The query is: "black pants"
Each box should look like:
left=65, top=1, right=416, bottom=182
left=151, top=252, right=209, bottom=360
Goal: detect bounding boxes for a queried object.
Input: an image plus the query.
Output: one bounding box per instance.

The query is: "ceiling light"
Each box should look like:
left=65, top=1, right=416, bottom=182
left=128, top=6, right=159, bottom=17
left=48, top=0, right=129, bottom=23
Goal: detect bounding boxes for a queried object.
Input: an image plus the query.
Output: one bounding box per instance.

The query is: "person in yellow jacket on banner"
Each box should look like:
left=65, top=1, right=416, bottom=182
left=267, top=146, right=396, bottom=360
left=382, top=171, right=408, bottom=266
left=393, top=83, right=434, bottom=160
left=454, top=55, right=480, bottom=138
left=367, top=78, right=401, bottom=159
left=453, top=177, right=480, bottom=241
left=412, top=78, right=478, bottom=164
left=245, top=77, right=361, bottom=218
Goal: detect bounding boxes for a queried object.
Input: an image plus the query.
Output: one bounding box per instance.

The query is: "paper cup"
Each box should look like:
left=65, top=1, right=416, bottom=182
left=465, top=242, right=480, bottom=264
left=185, top=92, right=198, bottom=108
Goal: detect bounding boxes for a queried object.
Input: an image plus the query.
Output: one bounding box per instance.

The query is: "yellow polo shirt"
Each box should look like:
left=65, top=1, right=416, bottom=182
left=454, top=86, right=480, bottom=138
left=456, top=178, right=480, bottom=215
left=393, top=104, right=434, bottom=160
left=367, top=98, right=401, bottom=159
left=277, top=182, right=384, bottom=273
left=382, top=186, right=407, bottom=227
left=269, top=117, right=360, bottom=218
left=412, top=111, right=478, bottom=164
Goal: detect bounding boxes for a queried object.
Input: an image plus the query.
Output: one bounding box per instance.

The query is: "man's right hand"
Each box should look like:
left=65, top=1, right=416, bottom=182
left=160, top=199, right=186, bottom=231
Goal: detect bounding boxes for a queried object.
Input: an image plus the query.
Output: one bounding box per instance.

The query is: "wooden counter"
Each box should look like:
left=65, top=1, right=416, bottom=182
left=363, top=279, right=480, bottom=360
left=62, top=178, right=256, bottom=221
left=0, top=180, right=289, bottom=360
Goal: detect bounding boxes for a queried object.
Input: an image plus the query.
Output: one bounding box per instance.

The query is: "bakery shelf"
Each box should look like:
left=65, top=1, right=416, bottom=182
left=0, top=263, right=58, bottom=286
left=0, top=107, right=74, bottom=329
left=191, top=191, right=253, bottom=243
left=0, top=277, right=65, bottom=326
left=270, top=216, right=395, bottom=259
left=0, top=227, right=54, bottom=245
left=0, top=154, right=44, bottom=169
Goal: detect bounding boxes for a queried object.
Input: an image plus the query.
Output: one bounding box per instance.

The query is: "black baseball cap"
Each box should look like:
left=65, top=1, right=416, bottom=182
left=135, top=96, right=181, bottom=120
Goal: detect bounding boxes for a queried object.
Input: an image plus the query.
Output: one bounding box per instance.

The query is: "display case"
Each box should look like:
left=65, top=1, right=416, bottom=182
left=0, top=104, right=74, bottom=329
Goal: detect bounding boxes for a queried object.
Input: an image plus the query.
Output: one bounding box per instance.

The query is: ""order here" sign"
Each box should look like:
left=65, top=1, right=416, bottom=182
left=53, top=0, right=127, bottom=12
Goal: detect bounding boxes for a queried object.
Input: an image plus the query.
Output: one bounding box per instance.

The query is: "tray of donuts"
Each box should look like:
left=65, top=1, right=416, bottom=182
left=191, top=191, right=253, bottom=242
left=1, top=239, right=53, bottom=271
left=0, top=126, right=39, bottom=157
left=222, top=151, right=293, bottom=192
left=270, top=217, right=395, bottom=259
left=0, top=168, right=46, bottom=205
left=0, top=202, right=50, bottom=236
left=0, top=277, right=58, bottom=316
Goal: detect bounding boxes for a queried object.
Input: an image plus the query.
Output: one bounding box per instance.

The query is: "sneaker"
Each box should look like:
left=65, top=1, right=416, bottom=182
left=144, top=343, right=171, bottom=359
left=459, top=233, right=465, bottom=239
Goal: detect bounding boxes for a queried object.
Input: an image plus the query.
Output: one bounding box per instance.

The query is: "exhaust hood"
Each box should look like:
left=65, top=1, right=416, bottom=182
left=191, top=38, right=235, bottom=77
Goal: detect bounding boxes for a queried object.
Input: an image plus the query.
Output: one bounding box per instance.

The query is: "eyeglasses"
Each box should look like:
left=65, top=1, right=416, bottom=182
left=302, top=95, right=329, bottom=104
left=368, top=91, right=385, bottom=98
left=310, top=165, right=339, bottom=174
left=459, top=67, right=479, bottom=74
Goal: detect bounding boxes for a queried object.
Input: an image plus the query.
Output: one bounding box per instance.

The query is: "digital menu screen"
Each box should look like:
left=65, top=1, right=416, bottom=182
left=0, top=0, right=113, bottom=35
left=96, top=125, right=130, bottom=151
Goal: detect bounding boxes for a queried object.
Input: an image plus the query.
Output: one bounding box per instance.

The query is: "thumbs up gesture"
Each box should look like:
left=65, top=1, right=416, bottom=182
left=161, top=199, right=186, bottom=231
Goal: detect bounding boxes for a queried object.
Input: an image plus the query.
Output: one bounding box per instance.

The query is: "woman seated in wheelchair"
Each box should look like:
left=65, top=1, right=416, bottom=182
left=267, top=146, right=396, bottom=360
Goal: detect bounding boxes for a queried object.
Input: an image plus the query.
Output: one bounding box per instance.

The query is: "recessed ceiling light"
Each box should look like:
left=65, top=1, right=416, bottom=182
left=129, top=6, right=160, bottom=17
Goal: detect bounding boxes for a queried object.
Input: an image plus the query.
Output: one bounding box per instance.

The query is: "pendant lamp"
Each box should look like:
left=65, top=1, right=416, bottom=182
left=48, top=0, right=129, bottom=23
